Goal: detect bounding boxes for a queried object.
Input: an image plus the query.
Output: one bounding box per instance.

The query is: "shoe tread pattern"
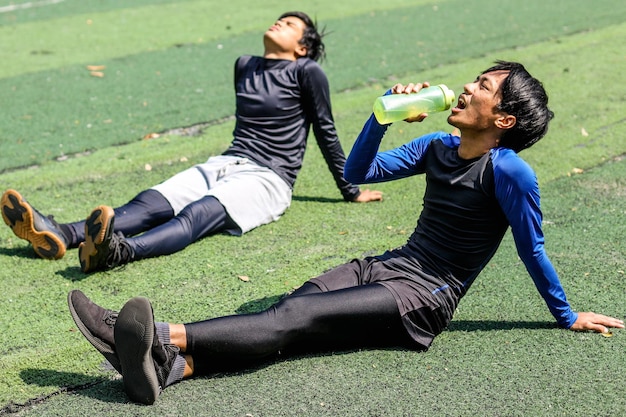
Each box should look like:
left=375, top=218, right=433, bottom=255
left=79, top=206, right=115, bottom=272
left=115, top=297, right=160, bottom=405
left=1, top=189, right=65, bottom=259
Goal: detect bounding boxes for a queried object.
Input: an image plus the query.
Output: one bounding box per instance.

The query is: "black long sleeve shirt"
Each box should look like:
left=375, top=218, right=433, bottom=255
left=222, top=55, right=360, bottom=201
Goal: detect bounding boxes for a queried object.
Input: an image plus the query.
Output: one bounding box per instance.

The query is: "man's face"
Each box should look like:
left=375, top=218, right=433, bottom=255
left=264, top=16, right=307, bottom=58
left=448, top=70, right=510, bottom=132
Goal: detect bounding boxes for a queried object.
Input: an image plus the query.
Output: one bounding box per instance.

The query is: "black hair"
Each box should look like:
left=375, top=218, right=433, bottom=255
left=278, top=11, right=326, bottom=62
left=483, top=60, right=554, bottom=152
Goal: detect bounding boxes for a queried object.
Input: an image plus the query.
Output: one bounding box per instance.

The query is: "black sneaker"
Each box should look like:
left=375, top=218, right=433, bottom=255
left=67, top=290, right=121, bottom=373
left=79, top=206, right=135, bottom=273
left=1, top=189, right=69, bottom=260
left=115, top=296, right=180, bottom=405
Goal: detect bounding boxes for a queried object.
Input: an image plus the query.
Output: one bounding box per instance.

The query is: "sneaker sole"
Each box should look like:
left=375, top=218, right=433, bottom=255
left=115, top=297, right=160, bottom=405
left=79, top=206, right=115, bottom=273
left=67, top=290, right=122, bottom=374
left=1, top=189, right=66, bottom=260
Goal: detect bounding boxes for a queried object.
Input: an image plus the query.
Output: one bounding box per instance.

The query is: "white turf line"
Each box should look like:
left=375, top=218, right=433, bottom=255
left=0, top=0, right=65, bottom=14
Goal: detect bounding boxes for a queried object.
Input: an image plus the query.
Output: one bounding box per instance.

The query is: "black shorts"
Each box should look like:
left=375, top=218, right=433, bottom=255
left=308, top=258, right=453, bottom=349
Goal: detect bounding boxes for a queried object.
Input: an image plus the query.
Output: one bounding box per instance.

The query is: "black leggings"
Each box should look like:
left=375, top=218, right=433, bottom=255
left=66, top=190, right=236, bottom=259
left=185, top=282, right=413, bottom=374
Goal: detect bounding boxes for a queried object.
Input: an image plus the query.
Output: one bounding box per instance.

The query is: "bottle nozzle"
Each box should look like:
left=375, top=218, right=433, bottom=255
left=438, top=85, right=456, bottom=110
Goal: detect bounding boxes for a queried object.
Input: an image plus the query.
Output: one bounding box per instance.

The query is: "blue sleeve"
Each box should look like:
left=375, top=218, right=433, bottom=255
left=344, top=113, right=458, bottom=184
left=491, top=149, right=578, bottom=328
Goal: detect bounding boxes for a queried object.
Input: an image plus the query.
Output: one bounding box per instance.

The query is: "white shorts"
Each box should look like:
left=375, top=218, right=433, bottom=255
left=151, top=155, right=292, bottom=235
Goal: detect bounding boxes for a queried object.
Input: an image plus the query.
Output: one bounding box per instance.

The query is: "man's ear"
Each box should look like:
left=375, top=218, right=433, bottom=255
left=295, top=45, right=307, bottom=58
left=495, top=114, right=516, bottom=130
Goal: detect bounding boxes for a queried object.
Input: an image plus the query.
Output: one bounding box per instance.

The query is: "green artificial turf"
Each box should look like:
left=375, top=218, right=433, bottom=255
left=1, top=0, right=625, bottom=172
left=0, top=0, right=625, bottom=416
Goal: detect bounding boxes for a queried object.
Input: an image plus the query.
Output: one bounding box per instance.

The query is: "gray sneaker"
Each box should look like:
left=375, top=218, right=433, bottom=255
left=67, top=290, right=121, bottom=373
left=1, top=189, right=68, bottom=259
left=115, top=296, right=180, bottom=405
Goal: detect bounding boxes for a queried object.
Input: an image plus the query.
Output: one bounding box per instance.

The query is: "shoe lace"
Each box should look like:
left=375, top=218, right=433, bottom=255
left=152, top=333, right=180, bottom=388
left=35, top=210, right=69, bottom=245
left=45, top=214, right=60, bottom=227
left=105, top=232, right=135, bottom=269
left=102, top=310, right=118, bottom=327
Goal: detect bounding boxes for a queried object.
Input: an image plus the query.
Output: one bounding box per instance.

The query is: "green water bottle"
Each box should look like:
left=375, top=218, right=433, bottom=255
left=373, top=84, right=456, bottom=124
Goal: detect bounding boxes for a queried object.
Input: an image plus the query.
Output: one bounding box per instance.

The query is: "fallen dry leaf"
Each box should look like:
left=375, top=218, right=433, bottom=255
left=86, top=65, right=106, bottom=71
left=90, top=71, right=104, bottom=78
left=581, top=127, right=589, bottom=137
left=571, top=167, right=584, bottom=174
left=238, top=275, right=250, bottom=282
left=143, top=132, right=160, bottom=140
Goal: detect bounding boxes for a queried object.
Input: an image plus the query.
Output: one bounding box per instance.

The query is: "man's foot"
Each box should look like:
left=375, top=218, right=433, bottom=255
left=115, top=296, right=180, bottom=405
left=1, top=189, right=68, bottom=260
left=67, top=290, right=121, bottom=373
left=79, top=206, right=134, bottom=273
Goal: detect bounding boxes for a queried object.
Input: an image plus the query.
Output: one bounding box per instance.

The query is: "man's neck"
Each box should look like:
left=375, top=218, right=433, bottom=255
left=457, top=132, right=500, bottom=159
left=263, top=49, right=298, bottom=61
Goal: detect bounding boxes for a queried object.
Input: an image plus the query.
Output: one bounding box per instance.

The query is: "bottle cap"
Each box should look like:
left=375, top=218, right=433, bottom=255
left=437, top=84, right=456, bottom=110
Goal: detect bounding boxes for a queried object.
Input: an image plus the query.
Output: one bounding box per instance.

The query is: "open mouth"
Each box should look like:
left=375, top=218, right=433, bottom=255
left=456, top=96, right=467, bottom=110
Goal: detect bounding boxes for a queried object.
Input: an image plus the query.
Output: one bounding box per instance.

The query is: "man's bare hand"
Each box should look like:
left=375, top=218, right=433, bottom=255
left=390, top=82, right=431, bottom=123
left=353, top=189, right=383, bottom=203
left=569, top=312, right=624, bottom=334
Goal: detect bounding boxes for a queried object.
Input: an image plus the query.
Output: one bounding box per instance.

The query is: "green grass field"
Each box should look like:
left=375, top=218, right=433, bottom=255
left=1, top=0, right=625, bottom=416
